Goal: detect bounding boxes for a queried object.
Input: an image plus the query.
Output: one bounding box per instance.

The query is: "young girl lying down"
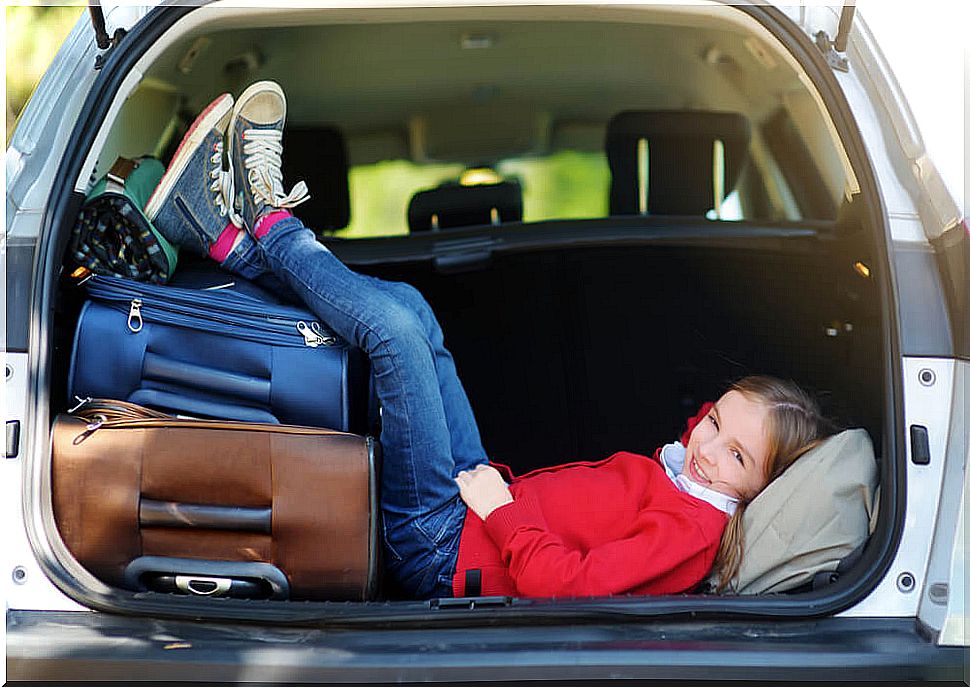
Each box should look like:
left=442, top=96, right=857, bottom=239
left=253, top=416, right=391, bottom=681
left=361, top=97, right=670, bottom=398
left=145, top=81, right=833, bottom=599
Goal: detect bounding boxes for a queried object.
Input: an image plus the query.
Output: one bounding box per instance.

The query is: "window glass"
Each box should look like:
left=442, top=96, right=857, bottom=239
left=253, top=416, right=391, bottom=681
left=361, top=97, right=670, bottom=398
left=338, top=145, right=805, bottom=238
left=341, top=160, right=465, bottom=238
left=338, top=150, right=610, bottom=238
left=496, top=150, right=610, bottom=223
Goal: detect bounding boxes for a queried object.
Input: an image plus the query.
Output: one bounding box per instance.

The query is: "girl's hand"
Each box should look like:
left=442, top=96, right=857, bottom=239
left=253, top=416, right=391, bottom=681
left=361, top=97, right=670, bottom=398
left=456, top=464, right=513, bottom=520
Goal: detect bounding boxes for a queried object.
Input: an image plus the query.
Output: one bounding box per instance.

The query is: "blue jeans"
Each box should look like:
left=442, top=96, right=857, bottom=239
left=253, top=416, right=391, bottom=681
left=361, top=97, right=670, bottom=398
left=225, top=218, right=486, bottom=598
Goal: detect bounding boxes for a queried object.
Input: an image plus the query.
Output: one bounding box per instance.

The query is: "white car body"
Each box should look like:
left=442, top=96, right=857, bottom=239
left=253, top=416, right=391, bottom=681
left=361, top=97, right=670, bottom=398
left=5, top=1, right=968, bottom=681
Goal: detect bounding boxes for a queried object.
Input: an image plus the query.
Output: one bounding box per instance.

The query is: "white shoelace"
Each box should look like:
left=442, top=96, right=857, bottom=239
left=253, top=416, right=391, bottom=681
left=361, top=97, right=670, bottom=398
left=240, top=128, right=310, bottom=217
left=209, top=141, right=233, bottom=218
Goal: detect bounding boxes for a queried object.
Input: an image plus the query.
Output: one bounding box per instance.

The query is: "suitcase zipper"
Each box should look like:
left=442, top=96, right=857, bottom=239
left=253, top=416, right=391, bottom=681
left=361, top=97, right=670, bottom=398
left=88, top=417, right=348, bottom=434
left=69, top=398, right=350, bottom=435
left=88, top=275, right=338, bottom=348
left=123, top=294, right=337, bottom=348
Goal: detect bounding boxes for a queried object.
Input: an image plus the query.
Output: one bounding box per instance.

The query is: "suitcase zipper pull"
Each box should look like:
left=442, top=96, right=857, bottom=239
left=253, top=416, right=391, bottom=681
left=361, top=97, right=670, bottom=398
left=311, top=321, right=337, bottom=346
left=297, top=320, right=336, bottom=347
left=68, top=396, right=92, bottom=414
left=85, top=414, right=107, bottom=432
left=127, top=298, right=144, bottom=333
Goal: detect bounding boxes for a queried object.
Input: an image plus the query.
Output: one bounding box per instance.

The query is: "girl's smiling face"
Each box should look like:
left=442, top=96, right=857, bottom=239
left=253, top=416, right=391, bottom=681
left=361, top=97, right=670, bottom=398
left=681, top=390, right=772, bottom=500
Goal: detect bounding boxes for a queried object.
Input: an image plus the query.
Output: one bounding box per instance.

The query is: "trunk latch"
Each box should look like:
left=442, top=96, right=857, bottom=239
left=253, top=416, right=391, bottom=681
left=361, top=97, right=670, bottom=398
left=432, top=596, right=513, bottom=610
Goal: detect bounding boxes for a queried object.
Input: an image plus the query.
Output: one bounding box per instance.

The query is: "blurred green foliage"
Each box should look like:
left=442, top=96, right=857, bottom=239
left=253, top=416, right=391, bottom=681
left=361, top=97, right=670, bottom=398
left=500, top=151, right=610, bottom=223
left=6, top=4, right=84, bottom=143
left=342, top=151, right=610, bottom=238
left=344, top=159, right=465, bottom=238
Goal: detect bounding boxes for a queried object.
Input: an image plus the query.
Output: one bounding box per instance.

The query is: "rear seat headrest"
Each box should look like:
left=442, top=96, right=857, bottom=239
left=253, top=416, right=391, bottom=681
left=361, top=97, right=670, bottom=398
left=280, top=127, right=350, bottom=233
left=408, top=181, right=523, bottom=233
left=605, top=110, right=751, bottom=217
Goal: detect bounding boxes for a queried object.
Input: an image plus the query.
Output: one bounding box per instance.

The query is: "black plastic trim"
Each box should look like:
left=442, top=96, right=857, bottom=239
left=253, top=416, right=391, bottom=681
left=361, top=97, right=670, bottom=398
left=931, top=222, right=970, bottom=359
left=909, top=425, right=931, bottom=466
left=893, top=243, right=954, bottom=356
left=29, top=1, right=903, bottom=627
left=326, top=217, right=824, bottom=266
left=5, top=237, right=37, bottom=352
left=7, top=611, right=963, bottom=682
left=6, top=420, right=21, bottom=459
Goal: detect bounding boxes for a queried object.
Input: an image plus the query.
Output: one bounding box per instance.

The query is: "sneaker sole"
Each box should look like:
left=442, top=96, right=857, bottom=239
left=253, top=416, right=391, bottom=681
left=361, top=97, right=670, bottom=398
left=144, top=92, right=233, bottom=221
left=228, top=80, right=287, bottom=134
left=226, top=81, right=287, bottom=227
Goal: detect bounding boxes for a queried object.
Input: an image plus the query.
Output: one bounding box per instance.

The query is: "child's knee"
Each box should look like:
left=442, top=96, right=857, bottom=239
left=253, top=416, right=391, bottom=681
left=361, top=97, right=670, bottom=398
left=376, top=300, right=427, bottom=344
left=390, top=282, right=431, bottom=314
left=386, top=283, right=440, bottom=334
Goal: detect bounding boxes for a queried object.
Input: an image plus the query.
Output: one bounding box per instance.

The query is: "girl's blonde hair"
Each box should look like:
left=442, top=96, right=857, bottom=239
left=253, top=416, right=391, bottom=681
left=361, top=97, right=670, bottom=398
left=711, top=375, right=834, bottom=592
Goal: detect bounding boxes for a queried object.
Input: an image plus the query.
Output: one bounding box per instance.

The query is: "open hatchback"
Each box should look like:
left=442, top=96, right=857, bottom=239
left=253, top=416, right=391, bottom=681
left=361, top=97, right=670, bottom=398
left=5, top=1, right=968, bottom=682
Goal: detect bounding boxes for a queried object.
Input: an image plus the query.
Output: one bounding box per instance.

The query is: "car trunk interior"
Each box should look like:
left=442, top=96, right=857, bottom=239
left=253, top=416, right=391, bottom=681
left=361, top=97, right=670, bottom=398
left=42, top=2, right=893, bottom=618
left=347, top=234, right=884, bottom=475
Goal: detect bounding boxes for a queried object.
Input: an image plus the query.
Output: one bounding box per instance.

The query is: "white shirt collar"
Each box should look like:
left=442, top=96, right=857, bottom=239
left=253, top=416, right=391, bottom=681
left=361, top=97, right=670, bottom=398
left=659, top=441, right=738, bottom=516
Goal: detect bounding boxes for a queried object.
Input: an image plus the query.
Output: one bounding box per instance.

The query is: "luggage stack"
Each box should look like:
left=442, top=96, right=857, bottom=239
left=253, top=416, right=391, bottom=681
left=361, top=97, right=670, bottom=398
left=54, top=268, right=379, bottom=601
left=68, top=271, right=369, bottom=431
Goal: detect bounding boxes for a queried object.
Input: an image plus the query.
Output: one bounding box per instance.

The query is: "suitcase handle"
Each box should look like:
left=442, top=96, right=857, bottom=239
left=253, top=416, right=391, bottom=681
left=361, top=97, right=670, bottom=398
left=145, top=574, right=267, bottom=599
left=142, top=352, right=272, bottom=406
left=128, top=388, right=280, bottom=424
left=123, top=556, right=290, bottom=600
left=139, top=499, right=272, bottom=534
left=176, top=575, right=233, bottom=596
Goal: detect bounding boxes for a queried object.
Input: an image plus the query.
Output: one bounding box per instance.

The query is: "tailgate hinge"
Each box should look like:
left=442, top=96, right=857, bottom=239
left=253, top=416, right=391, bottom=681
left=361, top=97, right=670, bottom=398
left=88, top=0, right=129, bottom=70
left=814, top=1, right=856, bottom=73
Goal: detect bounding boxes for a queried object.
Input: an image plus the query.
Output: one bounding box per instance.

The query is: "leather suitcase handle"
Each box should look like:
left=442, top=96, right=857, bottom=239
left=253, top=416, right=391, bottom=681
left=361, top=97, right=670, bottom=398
left=139, top=499, right=272, bottom=534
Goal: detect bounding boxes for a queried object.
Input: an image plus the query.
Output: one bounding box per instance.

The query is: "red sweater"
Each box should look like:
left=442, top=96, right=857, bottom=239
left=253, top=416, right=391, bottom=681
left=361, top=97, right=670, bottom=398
left=452, top=404, right=728, bottom=598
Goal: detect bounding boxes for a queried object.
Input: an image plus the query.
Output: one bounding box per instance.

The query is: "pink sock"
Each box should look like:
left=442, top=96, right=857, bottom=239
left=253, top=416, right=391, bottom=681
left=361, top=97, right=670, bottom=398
left=208, top=223, right=244, bottom=263
left=254, top=210, right=293, bottom=239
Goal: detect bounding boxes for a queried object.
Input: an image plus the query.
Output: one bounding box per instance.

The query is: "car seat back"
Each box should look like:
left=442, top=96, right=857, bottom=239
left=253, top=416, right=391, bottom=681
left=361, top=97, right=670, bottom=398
left=280, top=126, right=350, bottom=234
left=606, top=110, right=750, bottom=217
left=408, top=181, right=523, bottom=232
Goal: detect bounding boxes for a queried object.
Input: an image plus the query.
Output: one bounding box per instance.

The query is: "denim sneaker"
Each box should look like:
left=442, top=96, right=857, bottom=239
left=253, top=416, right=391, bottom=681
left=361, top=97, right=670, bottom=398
left=226, top=80, right=309, bottom=233
left=144, top=93, right=236, bottom=255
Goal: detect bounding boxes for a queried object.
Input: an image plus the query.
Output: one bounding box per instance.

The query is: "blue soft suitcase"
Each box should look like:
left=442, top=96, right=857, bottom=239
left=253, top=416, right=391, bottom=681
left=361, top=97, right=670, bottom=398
left=68, top=273, right=369, bottom=432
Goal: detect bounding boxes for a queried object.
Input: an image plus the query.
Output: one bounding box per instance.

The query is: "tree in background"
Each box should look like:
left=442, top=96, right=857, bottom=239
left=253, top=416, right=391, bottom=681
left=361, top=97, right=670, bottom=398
left=6, top=4, right=84, bottom=142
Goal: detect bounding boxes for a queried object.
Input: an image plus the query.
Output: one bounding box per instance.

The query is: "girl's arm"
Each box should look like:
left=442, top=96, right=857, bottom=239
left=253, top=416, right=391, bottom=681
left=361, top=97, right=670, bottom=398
left=483, top=496, right=721, bottom=598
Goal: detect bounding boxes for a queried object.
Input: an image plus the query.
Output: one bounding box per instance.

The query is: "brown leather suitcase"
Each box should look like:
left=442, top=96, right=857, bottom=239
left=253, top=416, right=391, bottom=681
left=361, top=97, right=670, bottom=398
left=51, top=399, right=379, bottom=601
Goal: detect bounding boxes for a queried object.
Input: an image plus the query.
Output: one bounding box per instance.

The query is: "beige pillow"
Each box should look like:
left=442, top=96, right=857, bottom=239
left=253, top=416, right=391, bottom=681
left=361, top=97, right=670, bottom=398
left=708, top=428, right=878, bottom=594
